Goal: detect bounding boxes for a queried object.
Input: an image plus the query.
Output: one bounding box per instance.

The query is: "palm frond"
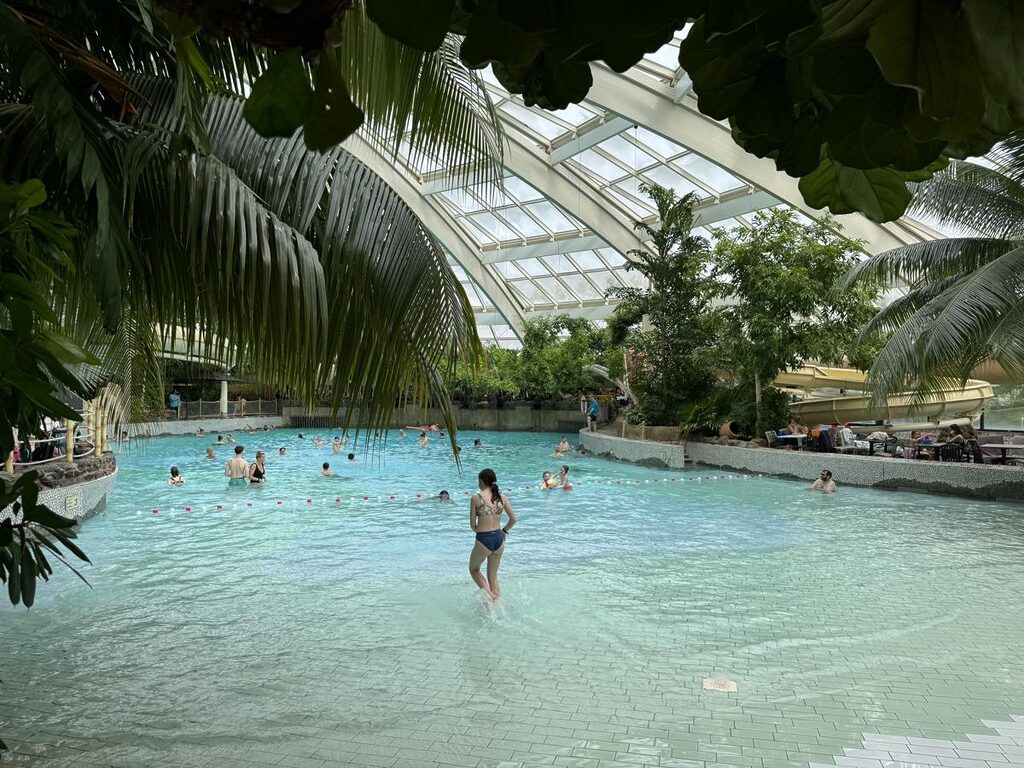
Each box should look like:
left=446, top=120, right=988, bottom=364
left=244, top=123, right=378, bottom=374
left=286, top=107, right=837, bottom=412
left=339, top=2, right=504, bottom=189
left=843, top=237, right=1017, bottom=289
left=907, top=159, right=1024, bottom=239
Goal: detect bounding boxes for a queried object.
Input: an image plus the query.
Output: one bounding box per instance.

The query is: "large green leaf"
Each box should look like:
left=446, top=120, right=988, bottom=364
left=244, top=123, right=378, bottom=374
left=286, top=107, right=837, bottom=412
left=303, top=51, right=364, bottom=151
left=242, top=48, right=313, bottom=138
left=365, top=0, right=454, bottom=52
left=798, top=155, right=914, bottom=223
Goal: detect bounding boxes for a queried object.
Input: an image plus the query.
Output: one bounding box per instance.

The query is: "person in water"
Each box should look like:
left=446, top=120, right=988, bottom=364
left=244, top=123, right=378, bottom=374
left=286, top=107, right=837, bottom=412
left=195, top=426, right=206, bottom=436
left=419, top=431, right=428, bottom=447
left=438, top=490, right=451, bottom=502
left=473, top=438, right=482, bottom=448
left=248, top=450, right=266, bottom=484
left=226, top=433, right=236, bottom=444
left=469, top=468, right=517, bottom=600
left=278, top=446, right=286, bottom=456
left=225, top=445, right=247, bottom=485
left=541, top=471, right=559, bottom=489
left=205, top=447, right=215, bottom=460
left=347, top=452, right=356, bottom=462
left=168, top=466, right=186, bottom=485
left=313, top=435, right=324, bottom=448
left=558, top=464, right=571, bottom=489
left=809, top=469, right=837, bottom=493
left=215, top=434, right=225, bottom=445
left=321, top=462, right=333, bottom=476
left=399, top=429, right=406, bottom=438
left=577, top=444, right=588, bottom=456
left=557, top=436, right=571, bottom=454
left=332, top=437, right=342, bottom=454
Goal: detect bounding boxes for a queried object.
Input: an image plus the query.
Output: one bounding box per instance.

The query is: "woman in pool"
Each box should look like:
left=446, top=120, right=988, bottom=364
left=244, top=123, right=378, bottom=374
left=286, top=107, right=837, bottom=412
left=168, top=466, right=186, bottom=485
left=248, top=450, right=266, bottom=484
left=419, top=431, right=428, bottom=447
left=205, top=446, right=215, bottom=460
left=558, top=465, right=571, bottom=489
left=469, top=468, right=516, bottom=600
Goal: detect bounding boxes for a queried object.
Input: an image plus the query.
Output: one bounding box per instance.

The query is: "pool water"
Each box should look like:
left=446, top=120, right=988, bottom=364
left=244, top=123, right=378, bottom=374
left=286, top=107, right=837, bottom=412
left=3, top=429, right=1024, bottom=768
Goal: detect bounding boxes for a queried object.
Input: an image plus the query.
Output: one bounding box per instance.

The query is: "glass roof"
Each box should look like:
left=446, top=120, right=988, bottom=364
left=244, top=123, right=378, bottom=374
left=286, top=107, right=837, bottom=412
left=375, top=28, right=935, bottom=348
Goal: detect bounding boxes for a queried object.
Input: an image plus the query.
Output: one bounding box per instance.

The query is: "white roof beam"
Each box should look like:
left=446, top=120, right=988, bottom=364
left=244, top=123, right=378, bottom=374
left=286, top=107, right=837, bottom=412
left=421, top=165, right=512, bottom=195
left=344, top=135, right=526, bottom=335
left=476, top=304, right=615, bottom=325
left=479, top=234, right=607, bottom=263
left=585, top=66, right=934, bottom=254
left=548, top=117, right=634, bottom=164
left=694, top=190, right=779, bottom=227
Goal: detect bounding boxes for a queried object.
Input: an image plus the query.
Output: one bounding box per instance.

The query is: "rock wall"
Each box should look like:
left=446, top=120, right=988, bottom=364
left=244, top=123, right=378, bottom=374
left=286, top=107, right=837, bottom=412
left=1, top=453, right=118, bottom=522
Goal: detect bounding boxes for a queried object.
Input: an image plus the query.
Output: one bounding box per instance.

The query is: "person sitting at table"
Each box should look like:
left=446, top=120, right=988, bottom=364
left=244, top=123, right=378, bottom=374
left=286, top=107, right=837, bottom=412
left=787, top=418, right=808, bottom=435
left=866, top=430, right=888, bottom=442
left=947, top=424, right=966, bottom=445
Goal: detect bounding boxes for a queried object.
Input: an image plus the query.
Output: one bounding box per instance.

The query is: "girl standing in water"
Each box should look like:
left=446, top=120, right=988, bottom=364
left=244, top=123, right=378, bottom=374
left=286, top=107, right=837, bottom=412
left=469, top=468, right=517, bottom=600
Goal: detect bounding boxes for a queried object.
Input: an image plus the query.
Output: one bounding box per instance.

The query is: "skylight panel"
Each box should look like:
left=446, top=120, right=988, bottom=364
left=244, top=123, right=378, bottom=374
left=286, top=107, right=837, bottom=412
left=498, top=101, right=565, bottom=140
left=642, top=165, right=706, bottom=198
left=527, top=201, right=577, bottom=233
left=517, top=258, right=550, bottom=277
left=598, top=135, right=656, bottom=170
left=575, top=149, right=629, bottom=183
left=674, top=154, right=744, bottom=194
left=497, top=207, right=548, bottom=238
left=561, top=273, right=603, bottom=301
left=468, top=212, right=516, bottom=240
left=535, top=277, right=575, bottom=303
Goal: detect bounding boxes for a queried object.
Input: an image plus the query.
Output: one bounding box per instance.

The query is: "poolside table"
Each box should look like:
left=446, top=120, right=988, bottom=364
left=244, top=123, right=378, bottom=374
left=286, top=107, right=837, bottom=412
left=776, top=433, right=806, bottom=450
left=978, top=444, right=1024, bottom=464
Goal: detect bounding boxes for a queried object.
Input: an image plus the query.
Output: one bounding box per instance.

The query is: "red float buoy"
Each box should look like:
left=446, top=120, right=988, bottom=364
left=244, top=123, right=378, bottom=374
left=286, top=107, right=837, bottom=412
left=335, top=497, right=340, bottom=503
left=185, top=506, right=192, bottom=511
left=277, top=500, right=283, bottom=505
left=306, top=498, right=312, bottom=504
left=216, top=504, right=223, bottom=510
left=152, top=509, right=158, bottom=514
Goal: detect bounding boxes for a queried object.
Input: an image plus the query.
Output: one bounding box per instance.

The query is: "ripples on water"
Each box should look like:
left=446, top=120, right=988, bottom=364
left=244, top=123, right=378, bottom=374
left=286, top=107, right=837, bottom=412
left=3, top=429, right=1024, bottom=764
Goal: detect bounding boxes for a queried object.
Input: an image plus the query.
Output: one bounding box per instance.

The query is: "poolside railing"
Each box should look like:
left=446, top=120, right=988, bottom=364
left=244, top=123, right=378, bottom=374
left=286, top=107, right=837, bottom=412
left=172, top=398, right=280, bottom=420
left=5, top=407, right=107, bottom=474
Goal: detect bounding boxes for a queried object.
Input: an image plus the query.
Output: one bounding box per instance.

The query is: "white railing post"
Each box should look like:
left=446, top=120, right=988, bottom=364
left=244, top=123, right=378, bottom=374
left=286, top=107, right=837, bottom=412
left=219, top=380, right=228, bottom=416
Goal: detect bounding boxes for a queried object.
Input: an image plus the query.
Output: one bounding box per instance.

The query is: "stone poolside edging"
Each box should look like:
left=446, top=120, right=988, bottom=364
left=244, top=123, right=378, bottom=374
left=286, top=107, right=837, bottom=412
left=580, top=430, right=1024, bottom=501
left=1, top=466, right=118, bottom=523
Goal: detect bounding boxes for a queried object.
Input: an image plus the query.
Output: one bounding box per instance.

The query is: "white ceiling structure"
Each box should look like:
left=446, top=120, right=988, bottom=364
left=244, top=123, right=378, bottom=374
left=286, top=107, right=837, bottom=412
left=345, top=34, right=940, bottom=348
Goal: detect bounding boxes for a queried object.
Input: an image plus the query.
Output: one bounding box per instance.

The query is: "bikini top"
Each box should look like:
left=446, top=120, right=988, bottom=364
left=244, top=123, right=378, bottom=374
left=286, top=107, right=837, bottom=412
left=474, top=493, right=503, bottom=518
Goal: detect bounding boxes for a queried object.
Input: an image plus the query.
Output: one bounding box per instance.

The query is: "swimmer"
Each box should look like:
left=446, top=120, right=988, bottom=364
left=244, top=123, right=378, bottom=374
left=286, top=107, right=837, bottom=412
left=297, top=433, right=305, bottom=440
left=248, top=450, right=266, bottom=484
left=558, top=464, right=572, bottom=489
left=168, top=466, right=186, bottom=485
left=341, top=435, right=349, bottom=446
left=321, top=462, right=333, bottom=477
left=430, top=424, right=439, bottom=432
left=347, top=452, right=355, bottom=462
left=438, top=490, right=451, bottom=502
left=227, top=433, right=236, bottom=444
left=557, top=436, right=571, bottom=453
left=262, top=424, right=270, bottom=432
left=196, top=426, right=206, bottom=436
left=278, top=446, right=286, bottom=456
left=577, top=444, right=587, bottom=456
left=215, top=434, right=224, bottom=445
left=332, top=437, right=342, bottom=454
left=399, top=429, right=406, bottom=438
left=419, top=431, right=428, bottom=447
left=541, top=471, right=559, bottom=489
left=244, top=425, right=254, bottom=433
left=374, top=430, right=380, bottom=439
left=313, top=435, right=324, bottom=448
left=225, top=445, right=247, bottom=485
left=205, top=447, right=215, bottom=460
left=473, top=438, right=482, bottom=448
left=809, top=469, right=837, bottom=493
left=469, top=468, right=516, bottom=600
left=120, top=430, right=130, bottom=442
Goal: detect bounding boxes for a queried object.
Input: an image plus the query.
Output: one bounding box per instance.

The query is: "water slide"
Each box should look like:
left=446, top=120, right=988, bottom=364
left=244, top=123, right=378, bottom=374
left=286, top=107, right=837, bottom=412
left=774, top=366, right=995, bottom=425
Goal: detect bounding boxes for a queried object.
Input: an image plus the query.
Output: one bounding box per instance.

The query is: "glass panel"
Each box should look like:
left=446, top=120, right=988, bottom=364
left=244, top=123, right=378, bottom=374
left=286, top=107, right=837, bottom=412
left=497, top=207, right=548, bottom=238
left=461, top=218, right=497, bottom=245
left=619, top=268, right=648, bottom=288
left=644, top=40, right=681, bottom=71
left=542, top=254, right=576, bottom=273
left=492, top=261, right=525, bottom=279
left=598, top=135, right=656, bottom=170
left=498, top=102, right=565, bottom=140
left=438, top=188, right=484, bottom=214
left=575, top=148, right=628, bottom=182
left=490, top=324, right=514, bottom=339
left=535, top=277, right=575, bottom=302
left=475, top=325, right=496, bottom=344
left=551, top=102, right=600, bottom=127
left=469, top=183, right=516, bottom=208
left=561, top=273, right=603, bottom=300
left=608, top=185, right=657, bottom=218
left=634, top=126, right=684, bottom=159
left=674, top=154, right=744, bottom=194
left=517, top=257, right=550, bottom=277
left=504, top=176, right=543, bottom=203
left=527, top=201, right=576, bottom=233
left=569, top=250, right=605, bottom=270
left=597, top=247, right=626, bottom=267
left=509, top=280, right=550, bottom=304
left=589, top=270, right=624, bottom=291
left=641, top=165, right=706, bottom=198
left=468, top=212, right=516, bottom=240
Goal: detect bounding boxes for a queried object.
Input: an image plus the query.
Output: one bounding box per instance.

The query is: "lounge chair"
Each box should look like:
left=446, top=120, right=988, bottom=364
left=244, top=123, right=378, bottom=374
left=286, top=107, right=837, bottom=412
left=835, top=427, right=869, bottom=455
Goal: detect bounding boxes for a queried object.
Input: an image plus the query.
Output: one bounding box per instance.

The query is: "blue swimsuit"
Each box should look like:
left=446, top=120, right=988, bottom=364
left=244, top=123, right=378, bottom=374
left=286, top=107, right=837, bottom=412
left=474, top=496, right=506, bottom=552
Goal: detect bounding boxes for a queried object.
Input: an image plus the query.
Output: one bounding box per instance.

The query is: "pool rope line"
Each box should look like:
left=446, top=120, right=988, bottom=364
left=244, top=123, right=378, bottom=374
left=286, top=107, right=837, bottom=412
left=137, top=474, right=766, bottom=515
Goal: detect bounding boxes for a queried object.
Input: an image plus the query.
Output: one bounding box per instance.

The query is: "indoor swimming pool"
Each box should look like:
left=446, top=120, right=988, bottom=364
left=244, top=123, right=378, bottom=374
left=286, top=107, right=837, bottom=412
left=2, top=429, right=1024, bottom=768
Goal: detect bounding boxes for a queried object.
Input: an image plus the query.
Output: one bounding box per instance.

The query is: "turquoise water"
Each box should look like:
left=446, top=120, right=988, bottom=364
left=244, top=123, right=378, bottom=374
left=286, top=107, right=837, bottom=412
left=3, top=429, right=1024, bottom=768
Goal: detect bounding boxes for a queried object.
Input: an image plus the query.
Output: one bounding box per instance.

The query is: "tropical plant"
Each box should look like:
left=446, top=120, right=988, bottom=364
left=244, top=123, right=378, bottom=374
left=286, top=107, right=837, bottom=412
left=712, top=209, right=880, bottom=434
left=608, top=184, right=721, bottom=426
left=518, top=316, right=603, bottom=400
left=843, top=136, right=1024, bottom=400
left=0, top=0, right=502, bottom=445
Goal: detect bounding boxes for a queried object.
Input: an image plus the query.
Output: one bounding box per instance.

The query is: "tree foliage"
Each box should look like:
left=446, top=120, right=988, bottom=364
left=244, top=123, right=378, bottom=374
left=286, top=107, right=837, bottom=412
left=608, top=185, right=721, bottom=426
left=154, top=0, right=1024, bottom=223
left=844, top=136, right=1024, bottom=401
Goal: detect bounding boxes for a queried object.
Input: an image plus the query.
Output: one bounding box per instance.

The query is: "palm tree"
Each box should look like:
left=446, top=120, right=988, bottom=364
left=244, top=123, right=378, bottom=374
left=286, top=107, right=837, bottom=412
left=0, top=0, right=505, bottom=443
left=844, top=135, right=1024, bottom=399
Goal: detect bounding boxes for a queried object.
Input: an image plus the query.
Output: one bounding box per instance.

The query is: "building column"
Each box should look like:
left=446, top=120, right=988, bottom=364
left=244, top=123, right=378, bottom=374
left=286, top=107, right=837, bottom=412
left=219, top=379, right=228, bottom=416
left=65, top=418, right=74, bottom=463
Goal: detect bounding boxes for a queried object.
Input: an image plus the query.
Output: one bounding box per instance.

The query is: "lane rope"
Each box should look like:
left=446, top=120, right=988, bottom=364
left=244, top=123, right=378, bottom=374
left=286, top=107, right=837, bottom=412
left=137, top=474, right=765, bottom=515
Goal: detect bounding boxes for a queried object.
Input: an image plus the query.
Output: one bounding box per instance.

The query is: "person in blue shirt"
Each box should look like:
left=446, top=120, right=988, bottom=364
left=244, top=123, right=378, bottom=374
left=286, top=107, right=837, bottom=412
left=587, top=394, right=600, bottom=432
left=168, top=389, right=180, bottom=414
